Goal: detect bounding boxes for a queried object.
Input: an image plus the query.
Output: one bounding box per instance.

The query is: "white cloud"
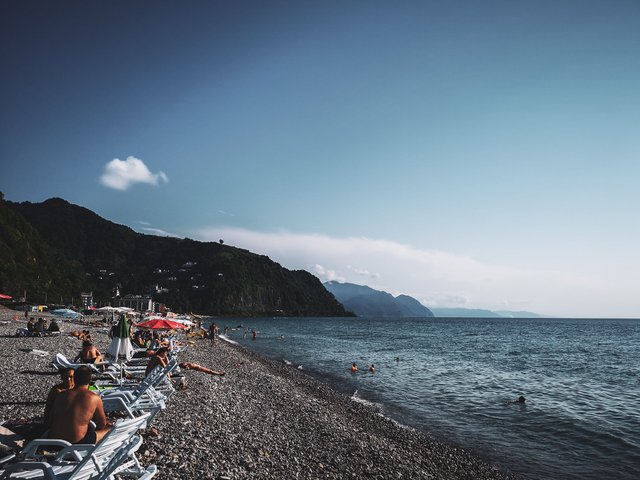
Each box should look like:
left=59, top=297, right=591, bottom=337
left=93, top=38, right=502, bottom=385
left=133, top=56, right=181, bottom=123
left=100, top=156, right=169, bottom=191
left=136, top=221, right=180, bottom=238
left=311, top=264, right=345, bottom=283
left=191, top=227, right=632, bottom=318
left=139, top=227, right=180, bottom=238
left=347, top=265, right=381, bottom=279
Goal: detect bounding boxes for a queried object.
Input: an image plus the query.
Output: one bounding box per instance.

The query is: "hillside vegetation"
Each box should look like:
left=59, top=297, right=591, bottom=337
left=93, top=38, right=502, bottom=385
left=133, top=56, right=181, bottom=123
left=1, top=194, right=350, bottom=317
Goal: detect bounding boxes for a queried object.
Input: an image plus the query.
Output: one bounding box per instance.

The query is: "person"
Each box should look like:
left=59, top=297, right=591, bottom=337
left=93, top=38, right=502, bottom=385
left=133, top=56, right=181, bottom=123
left=351, top=363, right=358, bottom=373
left=252, top=330, right=257, bottom=340
left=508, top=395, right=526, bottom=404
left=369, top=364, right=375, bottom=374
left=179, top=362, right=225, bottom=376
left=34, top=318, right=45, bottom=334
left=48, top=319, right=60, bottom=333
left=48, top=365, right=112, bottom=444
left=145, top=347, right=169, bottom=377
left=44, top=368, right=74, bottom=426
left=209, top=323, right=217, bottom=345
left=27, top=318, right=35, bottom=332
left=74, top=340, right=104, bottom=364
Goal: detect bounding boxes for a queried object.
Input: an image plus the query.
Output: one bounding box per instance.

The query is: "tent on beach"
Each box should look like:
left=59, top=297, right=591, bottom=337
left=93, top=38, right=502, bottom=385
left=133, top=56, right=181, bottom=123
left=50, top=308, right=82, bottom=319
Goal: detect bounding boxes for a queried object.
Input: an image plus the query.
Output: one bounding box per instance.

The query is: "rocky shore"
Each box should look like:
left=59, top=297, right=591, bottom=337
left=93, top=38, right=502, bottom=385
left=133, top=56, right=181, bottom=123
left=0, top=310, right=521, bottom=480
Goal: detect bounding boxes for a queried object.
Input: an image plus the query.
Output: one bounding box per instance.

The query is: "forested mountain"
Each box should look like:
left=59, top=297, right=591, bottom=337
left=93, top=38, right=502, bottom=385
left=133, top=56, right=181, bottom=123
left=1, top=194, right=350, bottom=317
left=0, top=193, right=86, bottom=303
left=324, top=281, right=434, bottom=317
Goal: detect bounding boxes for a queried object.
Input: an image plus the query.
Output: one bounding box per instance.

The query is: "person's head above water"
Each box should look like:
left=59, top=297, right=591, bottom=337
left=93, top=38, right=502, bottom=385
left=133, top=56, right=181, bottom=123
left=517, top=396, right=526, bottom=403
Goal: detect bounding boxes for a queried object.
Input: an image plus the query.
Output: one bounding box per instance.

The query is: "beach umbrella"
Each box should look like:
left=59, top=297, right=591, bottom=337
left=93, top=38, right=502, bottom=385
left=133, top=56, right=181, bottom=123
left=170, top=318, right=195, bottom=327
left=107, top=315, right=134, bottom=361
left=136, top=318, right=189, bottom=330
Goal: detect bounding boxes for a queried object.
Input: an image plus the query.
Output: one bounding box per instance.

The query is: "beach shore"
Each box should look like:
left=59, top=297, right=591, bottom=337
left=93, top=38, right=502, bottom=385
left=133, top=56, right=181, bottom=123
left=0, top=309, right=520, bottom=479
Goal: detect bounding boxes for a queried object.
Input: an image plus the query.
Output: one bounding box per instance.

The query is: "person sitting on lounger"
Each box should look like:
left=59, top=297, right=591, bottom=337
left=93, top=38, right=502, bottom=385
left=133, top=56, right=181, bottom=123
left=44, top=368, right=74, bottom=426
left=74, top=340, right=104, bottom=364
left=145, top=347, right=169, bottom=377
left=48, top=365, right=112, bottom=444
left=179, top=362, right=225, bottom=376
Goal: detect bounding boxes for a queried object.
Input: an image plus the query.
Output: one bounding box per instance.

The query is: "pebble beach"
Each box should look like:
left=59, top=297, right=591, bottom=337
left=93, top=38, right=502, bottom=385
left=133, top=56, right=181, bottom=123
left=0, top=309, right=521, bottom=480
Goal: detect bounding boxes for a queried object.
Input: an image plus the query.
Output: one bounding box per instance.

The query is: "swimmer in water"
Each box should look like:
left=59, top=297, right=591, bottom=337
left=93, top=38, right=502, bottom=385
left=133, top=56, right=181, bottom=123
left=508, top=395, right=526, bottom=404
left=369, top=364, right=375, bottom=374
left=351, top=362, right=358, bottom=373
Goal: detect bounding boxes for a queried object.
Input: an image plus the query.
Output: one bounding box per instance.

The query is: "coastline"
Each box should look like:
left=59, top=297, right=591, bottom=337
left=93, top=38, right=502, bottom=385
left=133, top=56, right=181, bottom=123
left=0, top=312, right=521, bottom=479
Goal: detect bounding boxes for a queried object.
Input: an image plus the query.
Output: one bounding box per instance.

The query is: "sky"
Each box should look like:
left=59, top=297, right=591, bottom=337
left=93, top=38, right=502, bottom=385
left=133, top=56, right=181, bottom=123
left=1, top=0, right=639, bottom=318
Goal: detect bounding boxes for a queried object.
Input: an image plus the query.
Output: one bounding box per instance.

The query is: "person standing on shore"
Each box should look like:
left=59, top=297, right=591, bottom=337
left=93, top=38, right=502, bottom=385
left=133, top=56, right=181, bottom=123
left=209, top=323, right=217, bottom=345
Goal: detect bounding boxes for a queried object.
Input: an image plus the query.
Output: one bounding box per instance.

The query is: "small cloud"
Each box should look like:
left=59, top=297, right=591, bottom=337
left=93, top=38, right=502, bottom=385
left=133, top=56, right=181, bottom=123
left=139, top=227, right=180, bottom=238
left=347, top=265, right=381, bottom=279
left=136, top=221, right=180, bottom=238
left=311, top=264, right=345, bottom=283
left=218, top=210, right=235, bottom=217
left=100, top=156, right=169, bottom=191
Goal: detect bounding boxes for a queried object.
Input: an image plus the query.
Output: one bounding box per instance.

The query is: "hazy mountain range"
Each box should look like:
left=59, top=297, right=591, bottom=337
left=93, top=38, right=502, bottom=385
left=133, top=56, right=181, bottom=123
left=324, top=281, right=542, bottom=318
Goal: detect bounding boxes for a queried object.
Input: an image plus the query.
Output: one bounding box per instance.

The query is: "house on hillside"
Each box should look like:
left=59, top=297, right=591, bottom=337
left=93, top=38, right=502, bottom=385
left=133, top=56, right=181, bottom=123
left=116, top=294, right=154, bottom=312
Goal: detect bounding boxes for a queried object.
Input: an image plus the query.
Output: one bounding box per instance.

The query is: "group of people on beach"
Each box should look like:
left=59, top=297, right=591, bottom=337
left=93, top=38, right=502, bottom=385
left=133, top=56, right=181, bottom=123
left=35, top=321, right=226, bottom=447
left=22, top=317, right=60, bottom=336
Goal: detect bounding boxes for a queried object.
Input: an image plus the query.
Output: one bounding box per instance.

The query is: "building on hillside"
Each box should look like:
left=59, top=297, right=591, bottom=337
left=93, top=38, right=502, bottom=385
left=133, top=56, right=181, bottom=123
left=81, top=292, right=93, bottom=310
left=115, top=294, right=154, bottom=312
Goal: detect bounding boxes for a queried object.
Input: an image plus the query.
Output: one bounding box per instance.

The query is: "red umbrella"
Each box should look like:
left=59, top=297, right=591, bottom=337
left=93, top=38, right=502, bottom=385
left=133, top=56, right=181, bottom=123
left=0, top=294, right=12, bottom=299
left=136, top=319, right=188, bottom=330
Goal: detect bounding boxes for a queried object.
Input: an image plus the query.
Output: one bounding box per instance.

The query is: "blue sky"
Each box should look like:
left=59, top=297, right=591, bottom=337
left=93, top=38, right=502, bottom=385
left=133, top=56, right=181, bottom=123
left=2, top=1, right=639, bottom=317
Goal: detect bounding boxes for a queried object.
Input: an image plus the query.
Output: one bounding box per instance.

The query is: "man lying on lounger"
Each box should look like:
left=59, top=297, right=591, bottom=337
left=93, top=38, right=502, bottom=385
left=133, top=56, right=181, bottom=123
left=48, top=365, right=113, bottom=444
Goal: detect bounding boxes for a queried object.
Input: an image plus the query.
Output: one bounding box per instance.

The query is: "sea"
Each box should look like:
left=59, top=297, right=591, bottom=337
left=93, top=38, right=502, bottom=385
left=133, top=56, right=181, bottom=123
left=205, top=317, right=640, bottom=480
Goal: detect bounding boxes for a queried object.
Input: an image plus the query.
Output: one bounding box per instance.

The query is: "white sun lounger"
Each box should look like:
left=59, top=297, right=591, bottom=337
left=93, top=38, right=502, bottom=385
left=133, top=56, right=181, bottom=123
left=0, top=413, right=155, bottom=480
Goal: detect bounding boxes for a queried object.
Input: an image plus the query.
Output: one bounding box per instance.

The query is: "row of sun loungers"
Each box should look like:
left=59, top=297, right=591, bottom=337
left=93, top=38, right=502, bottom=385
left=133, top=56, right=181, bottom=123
left=0, top=351, right=182, bottom=479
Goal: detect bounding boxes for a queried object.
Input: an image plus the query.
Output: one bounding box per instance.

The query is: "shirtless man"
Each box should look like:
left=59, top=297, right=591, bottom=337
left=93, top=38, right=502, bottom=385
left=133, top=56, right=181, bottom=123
left=144, top=347, right=169, bottom=377
left=74, top=340, right=104, bottom=364
left=44, top=368, right=75, bottom=426
left=48, top=366, right=112, bottom=444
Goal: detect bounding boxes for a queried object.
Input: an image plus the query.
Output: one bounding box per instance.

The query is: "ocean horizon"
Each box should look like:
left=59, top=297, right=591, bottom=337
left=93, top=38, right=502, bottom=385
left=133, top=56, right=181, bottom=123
left=206, top=316, right=640, bottom=480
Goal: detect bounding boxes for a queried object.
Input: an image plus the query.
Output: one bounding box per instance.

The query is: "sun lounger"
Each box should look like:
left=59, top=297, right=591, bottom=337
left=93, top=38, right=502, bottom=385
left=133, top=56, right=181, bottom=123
left=0, top=413, right=155, bottom=480
left=100, top=358, right=179, bottom=423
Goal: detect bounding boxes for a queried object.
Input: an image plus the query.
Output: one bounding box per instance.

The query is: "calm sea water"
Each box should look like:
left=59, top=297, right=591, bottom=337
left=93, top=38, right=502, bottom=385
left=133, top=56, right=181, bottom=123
left=206, top=317, right=640, bottom=480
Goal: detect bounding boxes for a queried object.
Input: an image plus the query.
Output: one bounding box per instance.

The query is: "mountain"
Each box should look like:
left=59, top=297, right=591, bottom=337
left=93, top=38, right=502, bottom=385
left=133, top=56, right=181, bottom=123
left=0, top=193, right=87, bottom=303
left=429, top=308, right=543, bottom=318
left=2, top=194, right=351, bottom=317
left=324, top=281, right=434, bottom=317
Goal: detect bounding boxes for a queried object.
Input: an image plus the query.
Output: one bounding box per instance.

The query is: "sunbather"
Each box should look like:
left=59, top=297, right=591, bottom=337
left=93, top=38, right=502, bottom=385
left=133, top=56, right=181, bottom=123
left=144, top=347, right=169, bottom=377
left=179, top=362, right=225, bottom=376
left=48, top=365, right=112, bottom=444
left=74, top=340, right=104, bottom=364
left=44, top=368, right=75, bottom=426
